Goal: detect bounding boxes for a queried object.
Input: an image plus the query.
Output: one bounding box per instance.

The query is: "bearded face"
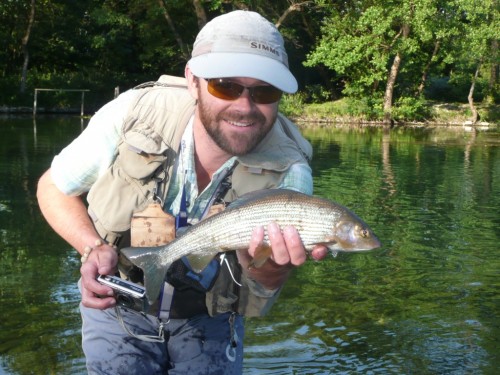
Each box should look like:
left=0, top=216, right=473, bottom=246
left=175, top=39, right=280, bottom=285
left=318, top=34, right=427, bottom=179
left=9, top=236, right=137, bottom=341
left=195, top=78, right=279, bottom=156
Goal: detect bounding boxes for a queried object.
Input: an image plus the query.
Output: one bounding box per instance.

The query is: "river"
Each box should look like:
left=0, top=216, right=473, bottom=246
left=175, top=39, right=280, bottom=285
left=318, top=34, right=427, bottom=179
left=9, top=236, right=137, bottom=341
left=0, top=116, right=498, bottom=374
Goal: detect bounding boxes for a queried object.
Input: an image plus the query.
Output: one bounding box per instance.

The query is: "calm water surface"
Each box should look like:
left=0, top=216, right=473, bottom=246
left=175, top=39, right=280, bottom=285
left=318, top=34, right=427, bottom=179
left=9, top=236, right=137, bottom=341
left=0, top=116, right=498, bottom=375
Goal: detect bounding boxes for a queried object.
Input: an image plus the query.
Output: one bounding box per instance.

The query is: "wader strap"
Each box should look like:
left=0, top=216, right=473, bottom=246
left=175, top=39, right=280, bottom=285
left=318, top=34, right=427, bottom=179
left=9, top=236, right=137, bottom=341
left=230, top=256, right=242, bottom=313
left=200, top=162, right=238, bottom=220
left=175, top=180, right=189, bottom=229
left=115, top=306, right=166, bottom=343
left=225, top=312, right=240, bottom=362
left=158, top=282, right=175, bottom=321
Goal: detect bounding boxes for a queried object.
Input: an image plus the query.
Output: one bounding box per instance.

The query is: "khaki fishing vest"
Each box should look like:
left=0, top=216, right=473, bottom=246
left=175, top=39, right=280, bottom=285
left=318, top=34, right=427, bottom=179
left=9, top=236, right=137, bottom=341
left=86, top=75, right=312, bottom=317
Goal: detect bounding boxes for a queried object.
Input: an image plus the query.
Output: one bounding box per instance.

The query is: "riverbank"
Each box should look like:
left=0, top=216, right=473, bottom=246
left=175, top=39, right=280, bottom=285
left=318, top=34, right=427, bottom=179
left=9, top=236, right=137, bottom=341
left=1, top=101, right=498, bottom=129
left=285, top=99, right=499, bottom=128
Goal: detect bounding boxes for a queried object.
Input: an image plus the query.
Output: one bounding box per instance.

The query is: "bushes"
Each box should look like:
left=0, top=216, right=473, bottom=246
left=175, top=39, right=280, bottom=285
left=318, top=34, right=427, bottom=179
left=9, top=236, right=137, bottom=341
left=280, top=93, right=483, bottom=124
left=280, top=95, right=384, bottom=122
left=392, top=96, right=432, bottom=122
left=279, top=92, right=307, bottom=118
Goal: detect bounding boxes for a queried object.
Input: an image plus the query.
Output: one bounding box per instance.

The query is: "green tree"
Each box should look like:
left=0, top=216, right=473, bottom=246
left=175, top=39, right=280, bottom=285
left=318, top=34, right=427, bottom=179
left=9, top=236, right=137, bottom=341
left=304, top=0, right=497, bottom=122
left=0, top=0, right=34, bottom=78
left=19, top=0, right=35, bottom=94
left=448, top=0, right=499, bottom=123
left=1, top=0, right=495, bottom=119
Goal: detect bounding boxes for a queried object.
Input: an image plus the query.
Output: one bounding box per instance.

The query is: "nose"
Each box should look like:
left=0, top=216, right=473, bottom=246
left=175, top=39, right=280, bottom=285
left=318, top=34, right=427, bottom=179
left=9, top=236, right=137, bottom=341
left=230, top=88, right=255, bottom=111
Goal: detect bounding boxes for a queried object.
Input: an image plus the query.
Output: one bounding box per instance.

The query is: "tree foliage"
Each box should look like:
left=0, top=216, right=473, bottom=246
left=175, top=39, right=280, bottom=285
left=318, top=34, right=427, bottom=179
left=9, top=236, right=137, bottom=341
left=305, top=0, right=498, bottom=122
left=0, top=0, right=497, bottom=121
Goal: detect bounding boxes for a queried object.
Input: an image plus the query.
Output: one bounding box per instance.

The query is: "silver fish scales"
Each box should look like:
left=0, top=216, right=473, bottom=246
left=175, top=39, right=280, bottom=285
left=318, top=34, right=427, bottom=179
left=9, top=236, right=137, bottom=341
left=121, top=189, right=381, bottom=303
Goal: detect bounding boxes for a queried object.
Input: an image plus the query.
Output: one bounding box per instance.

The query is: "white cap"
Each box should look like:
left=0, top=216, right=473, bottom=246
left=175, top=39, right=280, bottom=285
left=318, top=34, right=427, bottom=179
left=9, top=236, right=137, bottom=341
left=188, top=10, right=298, bottom=93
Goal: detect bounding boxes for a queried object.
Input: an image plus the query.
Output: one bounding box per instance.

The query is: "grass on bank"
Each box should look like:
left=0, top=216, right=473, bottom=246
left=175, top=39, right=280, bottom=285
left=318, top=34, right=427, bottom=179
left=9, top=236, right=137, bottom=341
left=280, top=94, right=500, bottom=125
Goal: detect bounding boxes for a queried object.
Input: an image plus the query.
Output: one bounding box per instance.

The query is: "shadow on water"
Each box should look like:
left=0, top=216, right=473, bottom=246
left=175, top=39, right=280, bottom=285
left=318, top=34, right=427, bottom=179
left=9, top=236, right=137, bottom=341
left=0, top=116, right=499, bottom=374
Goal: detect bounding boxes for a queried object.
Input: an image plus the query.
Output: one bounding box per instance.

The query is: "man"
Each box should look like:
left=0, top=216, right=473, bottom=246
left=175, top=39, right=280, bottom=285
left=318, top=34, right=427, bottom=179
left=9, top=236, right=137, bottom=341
left=37, top=10, right=327, bottom=374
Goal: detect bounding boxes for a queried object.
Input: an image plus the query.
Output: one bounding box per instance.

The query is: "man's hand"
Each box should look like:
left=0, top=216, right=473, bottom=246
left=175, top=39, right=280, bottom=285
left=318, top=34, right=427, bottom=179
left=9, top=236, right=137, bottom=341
left=237, top=222, right=329, bottom=290
left=80, top=245, right=119, bottom=309
left=37, top=169, right=120, bottom=310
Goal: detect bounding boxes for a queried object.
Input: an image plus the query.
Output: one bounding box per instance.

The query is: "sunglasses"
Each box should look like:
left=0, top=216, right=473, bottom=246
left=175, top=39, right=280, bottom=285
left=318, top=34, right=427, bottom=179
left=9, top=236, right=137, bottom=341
left=205, top=78, right=282, bottom=104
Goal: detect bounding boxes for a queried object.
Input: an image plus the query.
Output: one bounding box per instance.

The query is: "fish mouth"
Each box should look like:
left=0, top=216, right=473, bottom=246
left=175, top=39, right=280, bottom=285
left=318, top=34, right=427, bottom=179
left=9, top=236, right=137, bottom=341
left=321, top=237, right=381, bottom=252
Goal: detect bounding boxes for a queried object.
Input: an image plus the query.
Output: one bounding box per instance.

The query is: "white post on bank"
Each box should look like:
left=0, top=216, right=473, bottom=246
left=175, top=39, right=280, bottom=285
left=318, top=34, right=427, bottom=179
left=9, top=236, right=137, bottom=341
left=33, top=88, right=90, bottom=116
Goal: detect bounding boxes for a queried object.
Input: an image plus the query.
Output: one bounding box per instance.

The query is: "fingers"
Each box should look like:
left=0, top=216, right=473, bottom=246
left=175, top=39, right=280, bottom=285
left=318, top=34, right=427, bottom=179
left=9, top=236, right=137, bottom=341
left=269, top=224, right=307, bottom=266
left=267, top=222, right=290, bottom=265
left=262, top=222, right=305, bottom=267
left=282, top=226, right=308, bottom=265
left=249, top=222, right=328, bottom=266
left=244, top=223, right=330, bottom=271
left=81, top=279, right=116, bottom=309
left=240, top=223, right=328, bottom=290
left=248, top=225, right=265, bottom=258
left=80, top=245, right=118, bottom=309
left=310, top=245, right=329, bottom=260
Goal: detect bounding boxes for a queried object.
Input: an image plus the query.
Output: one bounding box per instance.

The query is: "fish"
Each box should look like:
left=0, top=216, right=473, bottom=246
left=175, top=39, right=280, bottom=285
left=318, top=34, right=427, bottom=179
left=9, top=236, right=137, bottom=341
left=120, top=189, right=381, bottom=303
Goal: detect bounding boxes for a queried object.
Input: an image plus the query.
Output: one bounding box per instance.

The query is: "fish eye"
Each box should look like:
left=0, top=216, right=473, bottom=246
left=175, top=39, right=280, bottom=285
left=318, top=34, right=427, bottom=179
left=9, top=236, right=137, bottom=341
left=361, top=229, right=369, bottom=238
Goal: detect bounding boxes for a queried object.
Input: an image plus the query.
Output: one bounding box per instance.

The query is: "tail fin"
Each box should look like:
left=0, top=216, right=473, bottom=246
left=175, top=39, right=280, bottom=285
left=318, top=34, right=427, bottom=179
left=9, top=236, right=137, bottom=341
left=120, top=247, right=169, bottom=303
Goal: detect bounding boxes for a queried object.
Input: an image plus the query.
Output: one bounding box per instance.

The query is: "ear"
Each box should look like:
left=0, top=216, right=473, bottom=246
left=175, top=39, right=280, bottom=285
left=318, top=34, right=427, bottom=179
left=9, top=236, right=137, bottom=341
left=185, top=65, right=200, bottom=100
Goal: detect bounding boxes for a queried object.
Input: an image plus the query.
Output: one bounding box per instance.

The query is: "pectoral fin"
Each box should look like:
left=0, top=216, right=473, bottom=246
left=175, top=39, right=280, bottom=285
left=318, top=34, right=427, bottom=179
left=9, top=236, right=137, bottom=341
left=248, top=243, right=273, bottom=269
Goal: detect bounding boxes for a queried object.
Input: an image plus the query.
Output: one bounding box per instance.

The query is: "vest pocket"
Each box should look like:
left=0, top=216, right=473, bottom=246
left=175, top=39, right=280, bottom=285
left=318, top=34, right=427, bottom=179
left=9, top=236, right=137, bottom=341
left=118, top=142, right=168, bottom=180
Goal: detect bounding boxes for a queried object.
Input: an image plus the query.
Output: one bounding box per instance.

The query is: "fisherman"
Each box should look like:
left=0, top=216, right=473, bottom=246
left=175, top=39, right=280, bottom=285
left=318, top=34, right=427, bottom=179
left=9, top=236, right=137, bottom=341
left=37, top=10, right=328, bottom=374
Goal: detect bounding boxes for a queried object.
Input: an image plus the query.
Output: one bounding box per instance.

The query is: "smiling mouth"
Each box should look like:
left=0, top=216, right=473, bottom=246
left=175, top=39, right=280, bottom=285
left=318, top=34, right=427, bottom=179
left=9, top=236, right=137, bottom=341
left=227, top=120, right=254, bottom=127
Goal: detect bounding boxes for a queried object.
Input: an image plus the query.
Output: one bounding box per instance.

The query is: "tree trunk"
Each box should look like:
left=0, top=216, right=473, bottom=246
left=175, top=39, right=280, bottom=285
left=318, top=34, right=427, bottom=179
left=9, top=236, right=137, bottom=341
left=416, top=39, right=440, bottom=96
left=383, top=24, right=409, bottom=125
left=383, top=52, right=402, bottom=124
left=275, top=2, right=310, bottom=28
left=486, top=39, right=498, bottom=104
left=192, top=0, right=207, bottom=29
left=468, top=62, right=481, bottom=124
left=158, top=0, right=190, bottom=61
left=20, top=0, right=36, bottom=94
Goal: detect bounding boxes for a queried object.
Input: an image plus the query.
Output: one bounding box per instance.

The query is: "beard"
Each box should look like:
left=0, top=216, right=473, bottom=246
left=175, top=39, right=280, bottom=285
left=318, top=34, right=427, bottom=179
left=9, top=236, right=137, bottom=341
left=196, top=92, right=277, bottom=156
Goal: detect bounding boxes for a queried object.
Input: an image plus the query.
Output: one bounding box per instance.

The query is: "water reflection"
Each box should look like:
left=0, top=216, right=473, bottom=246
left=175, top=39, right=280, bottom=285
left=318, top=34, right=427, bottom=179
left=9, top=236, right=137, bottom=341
left=0, top=117, right=499, bottom=374
left=381, top=130, right=397, bottom=196
left=245, top=125, right=499, bottom=374
left=0, top=116, right=86, bottom=375
left=31, top=117, right=86, bottom=150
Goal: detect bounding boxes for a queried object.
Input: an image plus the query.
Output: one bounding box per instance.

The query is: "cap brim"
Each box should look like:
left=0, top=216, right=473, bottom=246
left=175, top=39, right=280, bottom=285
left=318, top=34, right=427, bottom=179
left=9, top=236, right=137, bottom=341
left=188, top=53, right=298, bottom=94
